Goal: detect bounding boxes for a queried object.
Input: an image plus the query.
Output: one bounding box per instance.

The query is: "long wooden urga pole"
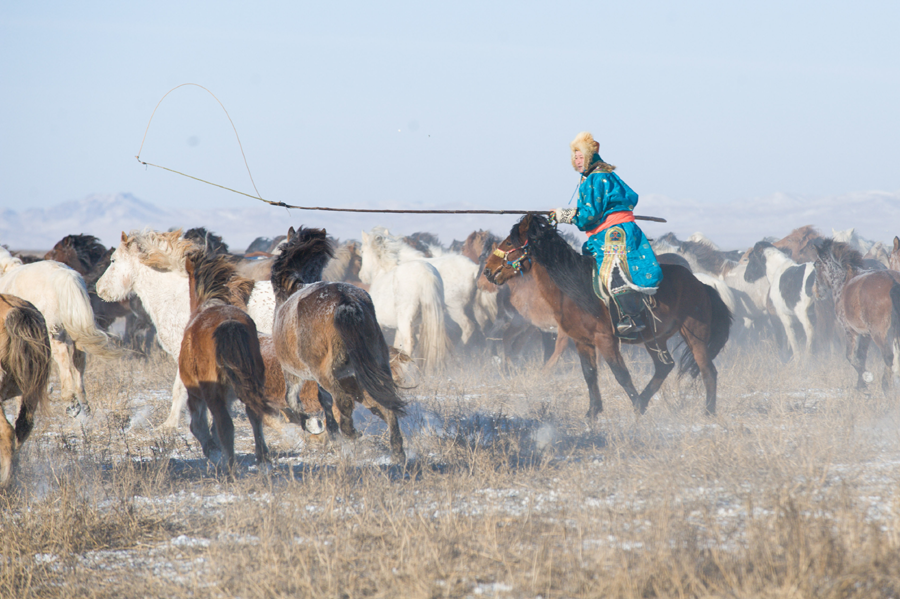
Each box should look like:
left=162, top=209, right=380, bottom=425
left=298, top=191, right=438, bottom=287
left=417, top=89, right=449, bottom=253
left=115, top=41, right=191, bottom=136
left=137, top=159, right=667, bottom=223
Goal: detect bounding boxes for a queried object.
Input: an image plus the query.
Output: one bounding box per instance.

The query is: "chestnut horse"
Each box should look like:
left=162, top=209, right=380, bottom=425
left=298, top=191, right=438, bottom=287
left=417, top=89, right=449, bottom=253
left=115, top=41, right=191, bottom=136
left=0, top=294, right=51, bottom=486
left=462, top=229, right=569, bottom=371
left=484, top=215, right=732, bottom=416
left=179, top=251, right=283, bottom=470
left=271, top=226, right=407, bottom=462
left=814, top=239, right=900, bottom=394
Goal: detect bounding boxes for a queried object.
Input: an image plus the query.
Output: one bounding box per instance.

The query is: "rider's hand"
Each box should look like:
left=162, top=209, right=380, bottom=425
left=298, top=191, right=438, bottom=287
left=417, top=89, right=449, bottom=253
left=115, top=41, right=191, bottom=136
left=553, top=207, right=576, bottom=224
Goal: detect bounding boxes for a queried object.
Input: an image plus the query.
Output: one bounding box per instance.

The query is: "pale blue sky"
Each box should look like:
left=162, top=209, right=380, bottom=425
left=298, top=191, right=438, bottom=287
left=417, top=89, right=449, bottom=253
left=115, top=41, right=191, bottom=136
left=2, top=1, right=899, bottom=217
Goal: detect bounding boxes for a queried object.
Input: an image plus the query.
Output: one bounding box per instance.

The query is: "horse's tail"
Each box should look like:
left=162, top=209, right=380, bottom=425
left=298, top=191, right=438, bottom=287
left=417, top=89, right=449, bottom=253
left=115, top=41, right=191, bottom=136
left=214, top=320, right=275, bottom=416
left=1, top=302, right=52, bottom=442
left=56, top=270, right=124, bottom=359
left=418, top=275, right=452, bottom=372
left=333, top=291, right=407, bottom=416
left=679, top=284, right=733, bottom=378
left=889, top=283, right=900, bottom=376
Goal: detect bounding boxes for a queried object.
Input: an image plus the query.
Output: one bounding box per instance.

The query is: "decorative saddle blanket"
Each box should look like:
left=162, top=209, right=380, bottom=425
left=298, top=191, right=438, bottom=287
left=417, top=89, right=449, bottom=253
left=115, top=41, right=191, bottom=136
left=588, top=225, right=661, bottom=302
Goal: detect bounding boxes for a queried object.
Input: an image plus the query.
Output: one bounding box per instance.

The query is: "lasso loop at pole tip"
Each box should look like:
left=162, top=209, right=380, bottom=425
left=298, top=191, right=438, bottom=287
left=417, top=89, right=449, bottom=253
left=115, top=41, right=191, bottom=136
left=137, top=83, right=262, bottom=199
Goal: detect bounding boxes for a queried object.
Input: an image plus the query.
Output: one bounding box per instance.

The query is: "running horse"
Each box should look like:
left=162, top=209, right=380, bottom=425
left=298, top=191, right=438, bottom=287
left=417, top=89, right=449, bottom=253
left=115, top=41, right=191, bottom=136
left=271, top=226, right=407, bottom=462
left=178, top=250, right=284, bottom=470
left=814, top=238, right=900, bottom=394
left=0, top=294, right=51, bottom=486
left=484, top=214, right=732, bottom=416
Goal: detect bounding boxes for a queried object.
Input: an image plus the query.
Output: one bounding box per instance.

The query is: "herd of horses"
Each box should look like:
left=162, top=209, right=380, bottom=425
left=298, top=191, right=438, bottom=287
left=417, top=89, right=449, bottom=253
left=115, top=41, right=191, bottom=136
left=0, top=215, right=899, bottom=486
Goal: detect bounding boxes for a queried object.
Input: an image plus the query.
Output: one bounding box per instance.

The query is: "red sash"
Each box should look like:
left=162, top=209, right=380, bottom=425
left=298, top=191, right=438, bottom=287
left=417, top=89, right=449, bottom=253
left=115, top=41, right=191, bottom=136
left=585, top=211, right=636, bottom=237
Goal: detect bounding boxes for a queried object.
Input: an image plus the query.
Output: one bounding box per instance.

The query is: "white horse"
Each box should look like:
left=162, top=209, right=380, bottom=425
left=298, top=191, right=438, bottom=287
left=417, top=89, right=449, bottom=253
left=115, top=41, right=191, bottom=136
left=358, top=231, right=451, bottom=371
left=96, top=230, right=277, bottom=429
left=0, top=246, right=121, bottom=417
left=366, top=226, right=479, bottom=345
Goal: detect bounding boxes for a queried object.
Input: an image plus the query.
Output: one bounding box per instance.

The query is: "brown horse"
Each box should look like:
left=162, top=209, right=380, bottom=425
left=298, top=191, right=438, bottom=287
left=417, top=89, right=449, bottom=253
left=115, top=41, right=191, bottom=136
left=271, top=226, right=407, bottom=462
left=774, top=225, right=823, bottom=263
left=0, top=294, right=51, bottom=486
left=462, top=230, right=570, bottom=371
left=814, top=239, right=900, bottom=393
left=178, top=251, right=283, bottom=470
left=484, top=214, right=732, bottom=416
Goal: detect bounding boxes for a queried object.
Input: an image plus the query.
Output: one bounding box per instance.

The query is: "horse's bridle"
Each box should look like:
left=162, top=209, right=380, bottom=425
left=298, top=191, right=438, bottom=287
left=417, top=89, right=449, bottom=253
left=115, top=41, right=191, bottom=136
left=492, top=239, right=531, bottom=274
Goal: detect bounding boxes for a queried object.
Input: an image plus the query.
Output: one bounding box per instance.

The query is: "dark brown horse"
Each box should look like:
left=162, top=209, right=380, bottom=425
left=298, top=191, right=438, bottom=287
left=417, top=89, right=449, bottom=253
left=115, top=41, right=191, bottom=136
left=814, top=239, right=900, bottom=393
left=0, top=293, right=51, bottom=486
left=484, top=215, right=732, bottom=416
left=271, top=226, right=407, bottom=462
left=179, top=251, right=281, bottom=470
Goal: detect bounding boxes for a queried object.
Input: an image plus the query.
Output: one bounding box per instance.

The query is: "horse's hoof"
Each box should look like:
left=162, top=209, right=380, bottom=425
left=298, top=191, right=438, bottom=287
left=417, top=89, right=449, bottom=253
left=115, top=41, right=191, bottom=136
left=303, top=416, right=326, bottom=435
left=66, top=402, right=91, bottom=419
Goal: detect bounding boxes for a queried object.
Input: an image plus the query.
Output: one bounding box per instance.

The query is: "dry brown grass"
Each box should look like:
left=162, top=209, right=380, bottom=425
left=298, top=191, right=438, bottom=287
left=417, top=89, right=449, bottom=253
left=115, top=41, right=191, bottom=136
left=4, top=341, right=900, bottom=598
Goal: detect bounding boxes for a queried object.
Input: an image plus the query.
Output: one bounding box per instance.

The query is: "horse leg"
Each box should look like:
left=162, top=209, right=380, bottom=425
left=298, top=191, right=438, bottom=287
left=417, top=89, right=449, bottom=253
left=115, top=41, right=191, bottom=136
left=49, top=335, right=88, bottom=418
left=846, top=331, right=870, bottom=390
left=595, top=334, right=642, bottom=413
left=205, top=391, right=236, bottom=473
left=357, top=383, right=406, bottom=463
left=797, top=303, right=816, bottom=354
left=71, top=347, right=89, bottom=416
left=679, top=322, right=718, bottom=416
left=246, top=407, right=270, bottom=464
left=574, top=342, right=604, bottom=420
left=162, top=372, right=190, bottom=430
left=322, top=374, right=359, bottom=441
left=637, top=341, right=676, bottom=413
left=779, top=312, right=801, bottom=359
left=0, top=404, right=15, bottom=488
left=187, top=394, right=220, bottom=463
left=540, top=330, right=569, bottom=374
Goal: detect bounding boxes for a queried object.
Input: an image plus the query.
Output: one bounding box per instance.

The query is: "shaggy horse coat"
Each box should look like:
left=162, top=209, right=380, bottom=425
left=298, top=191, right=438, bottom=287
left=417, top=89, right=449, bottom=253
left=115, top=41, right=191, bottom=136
left=815, top=239, right=900, bottom=394
left=0, top=294, right=51, bottom=486
left=178, top=252, right=278, bottom=469
left=272, top=226, right=407, bottom=462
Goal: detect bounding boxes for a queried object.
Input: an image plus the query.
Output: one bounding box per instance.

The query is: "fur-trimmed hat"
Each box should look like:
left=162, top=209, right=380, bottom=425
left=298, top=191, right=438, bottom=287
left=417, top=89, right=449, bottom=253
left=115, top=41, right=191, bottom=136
left=570, top=131, right=615, bottom=174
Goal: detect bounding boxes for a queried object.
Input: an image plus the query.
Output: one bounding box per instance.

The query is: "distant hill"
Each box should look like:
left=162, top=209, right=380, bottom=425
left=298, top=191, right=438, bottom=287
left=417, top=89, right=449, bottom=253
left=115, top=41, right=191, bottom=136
left=2, top=190, right=899, bottom=252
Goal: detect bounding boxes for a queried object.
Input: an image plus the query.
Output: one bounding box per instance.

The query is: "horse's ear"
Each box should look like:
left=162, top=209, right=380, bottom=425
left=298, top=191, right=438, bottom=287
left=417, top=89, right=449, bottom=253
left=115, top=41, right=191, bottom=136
left=361, top=231, right=368, bottom=242
left=121, top=231, right=128, bottom=243
left=894, top=237, right=900, bottom=252
left=287, top=226, right=296, bottom=240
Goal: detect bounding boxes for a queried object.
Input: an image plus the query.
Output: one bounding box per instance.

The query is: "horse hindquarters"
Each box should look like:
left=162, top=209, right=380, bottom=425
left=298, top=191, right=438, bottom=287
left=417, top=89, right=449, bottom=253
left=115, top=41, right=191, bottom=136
left=332, top=293, right=406, bottom=461
left=212, top=320, right=272, bottom=463
left=0, top=301, right=52, bottom=486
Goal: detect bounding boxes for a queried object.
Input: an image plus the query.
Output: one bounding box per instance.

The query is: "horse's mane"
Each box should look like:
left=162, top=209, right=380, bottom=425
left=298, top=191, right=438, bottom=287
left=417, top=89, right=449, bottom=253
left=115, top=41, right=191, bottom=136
left=815, top=238, right=865, bottom=276
left=363, top=227, right=408, bottom=266
left=513, top=215, right=604, bottom=319
left=184, top=227, right=230, bottom=256
left=0, top=245, right=24, bottom=274
left=270, top=227, right=334, bottom=300
left=124, top=229, right=195, bottom=273
left=82, top=247, right=114, bottom=291
left=462, top=230, right=500, bottom=265
left=50, top=234, right=108, bottom=272
left=185, top=249, right=254, bottom=311
left=322, top=240, right=361, bottom=282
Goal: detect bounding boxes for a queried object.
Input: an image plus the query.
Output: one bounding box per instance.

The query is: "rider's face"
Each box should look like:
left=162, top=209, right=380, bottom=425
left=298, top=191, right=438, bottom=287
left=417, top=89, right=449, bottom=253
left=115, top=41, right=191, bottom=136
left=573, top=150, right=585, bottom=172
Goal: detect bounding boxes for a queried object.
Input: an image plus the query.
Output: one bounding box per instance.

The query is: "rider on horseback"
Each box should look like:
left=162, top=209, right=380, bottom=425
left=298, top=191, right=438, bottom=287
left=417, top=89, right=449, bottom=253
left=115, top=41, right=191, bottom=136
left=553, top=132, right=662, bottom=337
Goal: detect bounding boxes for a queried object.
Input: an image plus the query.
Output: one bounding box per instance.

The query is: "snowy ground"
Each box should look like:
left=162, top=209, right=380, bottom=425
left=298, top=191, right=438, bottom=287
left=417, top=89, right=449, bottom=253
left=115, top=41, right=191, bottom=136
left=4, top=345, right=900, bottom=597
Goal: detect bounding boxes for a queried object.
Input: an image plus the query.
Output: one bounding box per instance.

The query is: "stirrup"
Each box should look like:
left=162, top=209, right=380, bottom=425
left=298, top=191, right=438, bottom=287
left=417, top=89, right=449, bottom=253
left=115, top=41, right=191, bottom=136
left=616, top=315, right=646, bottom=335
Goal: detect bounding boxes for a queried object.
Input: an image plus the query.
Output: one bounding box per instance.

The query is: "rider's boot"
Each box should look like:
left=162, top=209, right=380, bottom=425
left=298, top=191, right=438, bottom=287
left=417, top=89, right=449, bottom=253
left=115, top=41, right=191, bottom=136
left=614, top=291, right=647, bottom=336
